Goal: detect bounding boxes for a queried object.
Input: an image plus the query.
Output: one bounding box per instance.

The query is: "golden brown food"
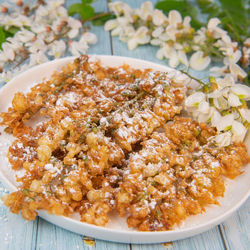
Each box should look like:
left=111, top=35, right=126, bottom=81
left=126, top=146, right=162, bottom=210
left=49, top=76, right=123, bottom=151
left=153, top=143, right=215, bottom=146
left=0, top=55, right=249, bottom=231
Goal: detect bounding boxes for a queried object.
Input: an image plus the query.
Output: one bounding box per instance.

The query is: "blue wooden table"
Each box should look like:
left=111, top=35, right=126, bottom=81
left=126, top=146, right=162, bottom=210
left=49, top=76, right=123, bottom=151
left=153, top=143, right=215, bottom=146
left=0, top=0, right=249, bottom=249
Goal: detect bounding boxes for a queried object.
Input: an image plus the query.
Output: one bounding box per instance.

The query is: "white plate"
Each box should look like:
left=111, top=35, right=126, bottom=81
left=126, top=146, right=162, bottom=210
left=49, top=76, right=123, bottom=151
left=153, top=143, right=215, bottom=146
left=0, top=55, right=249, bottom=244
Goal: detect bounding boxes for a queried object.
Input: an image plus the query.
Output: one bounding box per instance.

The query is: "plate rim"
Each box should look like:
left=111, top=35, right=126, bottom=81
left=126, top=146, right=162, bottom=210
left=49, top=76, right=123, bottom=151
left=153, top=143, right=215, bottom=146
left=0, top=55, right=249, bottom=243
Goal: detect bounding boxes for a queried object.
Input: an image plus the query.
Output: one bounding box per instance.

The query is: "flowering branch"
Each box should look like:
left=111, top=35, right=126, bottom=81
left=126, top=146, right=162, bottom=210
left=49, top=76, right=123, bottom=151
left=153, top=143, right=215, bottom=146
left=0, top=0, right=97, bottom=84
left=104, top=1, right=249, bottom=83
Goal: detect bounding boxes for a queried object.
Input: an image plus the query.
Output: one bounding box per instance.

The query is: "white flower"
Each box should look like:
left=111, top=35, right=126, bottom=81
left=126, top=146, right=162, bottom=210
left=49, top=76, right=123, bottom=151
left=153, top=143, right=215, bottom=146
left=228, top=93, right=242, bottom=107
left=31, top=24, right=47, bottom=34
left=54, top=6, right=68, bottom=18
left=231, top=120, right=247, bottom=142
left=211, top=110, right=222, bottom=128
left=185, top=92, right=206, bottom=108
left=210, top=65, right=227, bottom=77
left=111, top=26, right=122, bottom=37
left=215, top=114, right=234, bottom=132
left=223, top=49, right=241, bottom=65
left=47, top=0, right=65, bottom=10
left=178, top=50, right=188, bottom=67
left=127, top=26, right=150, bottom=50
left=152, top=26, right=164, bottom=38
left=48, top=40, right=66, bottom=58
left=104, top=19, right=119, bottom=31
left=138, top=1, right=154, bottom=21
left=207, top=18, right=227, bottom=38
left=0, top=71, right=14, bottom=83
left=151, top=38, right=163, bottom=46
left=189, top=51, right=211, bottom=71
left=213, top=96, right=229, bottom=110
left=194, top=28, right=206, bottom=44
left=198, top=101, right=210, bottom=114
left=67, top=17, right=82, bottom=39
left=81, top=32, right=97, bottom=44
left=165, top=25, right=179, bottom=41
left=162, top=44, right=176, bottom=59
left=152, top=9, right=166, bottom=26
left=168, top=10, right=182, bottom=27
left=183, top=16, right=191, bottom=29
left=214, top=132, right=231, bottom=147
left=1, top=43, right=15, bottom=61
left=18, top=15, right=32, bottom=27
left=36, top=5, right=49, bottom=17
left=229, top=63, right=247, bottom=80
left=156, top=47, right=164, bottom=60
left=168, top=50, right=179, bottom=68
left=29, top=51, right=48, bottom=66
left=231, top=84, right=250, bottom=100
left=15, top=28, right=35, bottom=43
left=109, top=2, right=132, bottom=17
left=239, top=109, right=250, bottom=123
left=27, top=37, right=47, bottom=53
left=68, top=35, right=89, bottom=56
left=216, top=75, right=235, bottom=89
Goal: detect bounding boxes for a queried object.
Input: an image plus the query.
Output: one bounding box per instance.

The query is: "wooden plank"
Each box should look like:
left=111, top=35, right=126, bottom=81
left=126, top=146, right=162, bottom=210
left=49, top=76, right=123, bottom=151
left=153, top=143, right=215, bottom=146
left=95, top=239, right=130, bottom=250
left=219, top=198, right=250, bottom=250
left=131, top=227, right=225, bottom=250
left=36, top=218, right=93, bottom=250
left=0, top=181, right=37, bottom=250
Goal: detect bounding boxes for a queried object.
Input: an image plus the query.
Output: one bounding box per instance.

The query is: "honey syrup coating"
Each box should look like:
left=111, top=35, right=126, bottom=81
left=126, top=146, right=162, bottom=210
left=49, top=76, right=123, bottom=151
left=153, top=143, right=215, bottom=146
left=1, top=56, right=249, bottom=230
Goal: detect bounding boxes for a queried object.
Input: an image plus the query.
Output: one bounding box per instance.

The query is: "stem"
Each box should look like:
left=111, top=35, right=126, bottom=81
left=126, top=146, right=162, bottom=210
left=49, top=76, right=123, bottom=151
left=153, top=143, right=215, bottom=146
left=82, top=12, right=112, bottom=25
left=105, top=90, right=146, bottom=121
left=45, top=27, right=71, bottom=45
left=180, top=70, right=206, bottom=86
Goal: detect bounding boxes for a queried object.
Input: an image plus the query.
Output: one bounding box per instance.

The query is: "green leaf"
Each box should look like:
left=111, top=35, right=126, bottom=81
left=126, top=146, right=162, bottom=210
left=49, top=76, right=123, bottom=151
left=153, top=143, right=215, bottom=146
left=197, top=0, right=219, bottom=16
left=197, top=0, right=249, bottom=43
left=155, top=0, right=203, bottom=29
left=81, top=0, right=95, bottom=4
left=80, top=4, right=95, bottom=20
left=92, top=13, right=116, bottom=26
left=7, top=26, right=20, bottom=35
left=68, top=3, right=83, bottom=16
left=0, top=26, right=6, bottom=50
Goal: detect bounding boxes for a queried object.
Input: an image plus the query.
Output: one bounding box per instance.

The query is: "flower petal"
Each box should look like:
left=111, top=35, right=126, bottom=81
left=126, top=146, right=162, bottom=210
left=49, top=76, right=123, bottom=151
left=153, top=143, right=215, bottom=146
left=185, top=92, right=206, bottom=108
left=198, top=101, right=210, bottom=114
left=216, top=114, right=234, bottom=132
left=127, top=38, right=137, bottom=50
left=168, top=10, right=182, bottom=27
left=239, top=109, right=250, bottom=123
left=229, top=63, right=247, bottom=80
left=104, top=19, right=118, bottom=31
left=231, top=120, right=247, bottom=142
left=230, top=84, right=250, bottom=100
left=152, top=9, right=165, bottom=26
left=214, top=132, right=231, bottom=147
left=189, top=51, right=211, bottom=71
left=228, top=93, right=242, bottom=107
left=178, top=50, right=188, bottom=67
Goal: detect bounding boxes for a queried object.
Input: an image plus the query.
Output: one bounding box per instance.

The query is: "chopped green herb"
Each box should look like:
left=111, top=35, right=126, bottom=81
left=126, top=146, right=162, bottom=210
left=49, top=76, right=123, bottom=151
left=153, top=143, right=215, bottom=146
left=130, top=74, right=136, bottom=79
left=82, top=155, right=88, bottom=162
left=92, top=127, right=98, bottom=134
left=78, top=134, right=86, bottom=144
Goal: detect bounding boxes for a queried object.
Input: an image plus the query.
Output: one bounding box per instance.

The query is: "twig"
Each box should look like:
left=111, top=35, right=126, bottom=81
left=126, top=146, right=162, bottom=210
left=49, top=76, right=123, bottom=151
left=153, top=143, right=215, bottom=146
left=82, top=12, right=112, bottom=25
left=180, top=70, right=207, bottom=86
left=45, top=27, right=71, bottom=45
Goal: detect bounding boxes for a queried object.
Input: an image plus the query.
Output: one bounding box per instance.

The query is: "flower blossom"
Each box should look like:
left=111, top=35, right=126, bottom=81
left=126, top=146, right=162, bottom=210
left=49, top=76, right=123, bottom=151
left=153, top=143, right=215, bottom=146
left=0, top=0, right=97, bottom=84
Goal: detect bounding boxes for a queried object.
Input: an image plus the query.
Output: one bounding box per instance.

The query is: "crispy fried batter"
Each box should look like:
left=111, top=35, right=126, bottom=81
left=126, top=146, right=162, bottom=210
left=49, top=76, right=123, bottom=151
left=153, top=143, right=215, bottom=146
left=1, top=56, right=249, bottom=230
